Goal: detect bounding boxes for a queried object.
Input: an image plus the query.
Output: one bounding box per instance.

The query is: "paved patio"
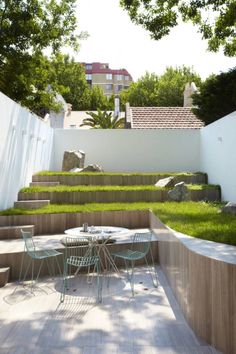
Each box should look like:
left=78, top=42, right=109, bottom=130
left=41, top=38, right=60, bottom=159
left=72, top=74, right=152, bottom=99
left=0, top=266, right=221, bottom=354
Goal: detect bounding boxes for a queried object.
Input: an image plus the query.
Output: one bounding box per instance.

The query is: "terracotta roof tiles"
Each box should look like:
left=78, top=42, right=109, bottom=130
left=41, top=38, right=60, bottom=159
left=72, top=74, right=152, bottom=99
left=130, top=107, right=204, bottom=129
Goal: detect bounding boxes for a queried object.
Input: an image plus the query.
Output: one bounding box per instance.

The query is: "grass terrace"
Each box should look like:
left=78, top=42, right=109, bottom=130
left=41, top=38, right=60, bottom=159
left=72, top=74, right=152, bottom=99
left=36, top=171, right=206, bottom=177
left=1, top=201, right=235, bottom=246
left=20, top=184, right=219, bottom=193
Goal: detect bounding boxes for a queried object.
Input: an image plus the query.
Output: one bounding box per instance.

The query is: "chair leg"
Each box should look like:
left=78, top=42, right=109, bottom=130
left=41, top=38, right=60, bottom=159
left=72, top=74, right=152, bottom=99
left=60, top=261, right=68, bottom=303
left=130, top=260, right=135, bottom=296
left=144, top=252, right=158, bottom=288
left=96, top=261, right=102, bottom=303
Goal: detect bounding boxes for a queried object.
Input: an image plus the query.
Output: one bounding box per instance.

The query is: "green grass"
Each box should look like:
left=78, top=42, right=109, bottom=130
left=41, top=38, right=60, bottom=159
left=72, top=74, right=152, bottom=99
left=20, top=184, right=219, bottom=193
left=0, top=201, right=235, bottom=245
left=36, top=170, right=205, bottom=177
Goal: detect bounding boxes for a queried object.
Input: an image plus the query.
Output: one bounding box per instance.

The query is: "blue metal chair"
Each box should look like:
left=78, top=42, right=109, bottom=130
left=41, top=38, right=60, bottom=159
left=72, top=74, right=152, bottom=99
left=111, top=232, right=158, bottom=295
left=19, top=230, right=62, bottom=287
left=60, top=236, right=102, bottom=303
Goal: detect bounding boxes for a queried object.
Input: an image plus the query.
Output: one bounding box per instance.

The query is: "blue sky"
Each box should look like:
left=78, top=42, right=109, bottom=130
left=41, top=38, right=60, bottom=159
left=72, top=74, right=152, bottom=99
left=72, top=0, right=236, bottom=81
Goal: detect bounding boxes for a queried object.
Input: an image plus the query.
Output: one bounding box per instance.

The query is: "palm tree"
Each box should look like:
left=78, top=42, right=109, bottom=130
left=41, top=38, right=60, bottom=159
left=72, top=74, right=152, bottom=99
left=80, top=109, right=125, bottom=129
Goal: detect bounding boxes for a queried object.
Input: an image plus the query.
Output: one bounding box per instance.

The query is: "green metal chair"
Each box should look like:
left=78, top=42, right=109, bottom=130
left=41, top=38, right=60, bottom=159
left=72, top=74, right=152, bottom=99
left=111, top=232, right=158, bottom=296
left=19, top=230, right=62, bottom=287
left=60, top=236, right=102, bottom=303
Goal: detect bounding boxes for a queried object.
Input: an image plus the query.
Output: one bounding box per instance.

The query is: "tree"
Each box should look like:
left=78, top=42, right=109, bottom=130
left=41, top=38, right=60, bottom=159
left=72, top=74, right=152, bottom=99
left=120, top=0, right=236, bottom=56
left=80, top=109, right=125, bottom=129
left=192, top=67, right=236, bottom=125
left=120, top=66, right=201, bottom=108
left=0, top=0, right=80, bottom=114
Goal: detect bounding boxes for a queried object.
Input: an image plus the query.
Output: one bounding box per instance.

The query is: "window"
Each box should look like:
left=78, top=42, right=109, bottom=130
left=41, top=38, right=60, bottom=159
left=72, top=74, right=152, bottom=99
left=86, top=74, right=92, bottom=80
left=106, top=84, right=113, bottom=91
left=86, top=64, right=92, bottom=70
left=106, top=73, right=112, bottom=80
left=115, top=74, right=123, bottom=81
left=101, top=63, right=109, bottom=69
left=125, top=75, right=130, bottom=81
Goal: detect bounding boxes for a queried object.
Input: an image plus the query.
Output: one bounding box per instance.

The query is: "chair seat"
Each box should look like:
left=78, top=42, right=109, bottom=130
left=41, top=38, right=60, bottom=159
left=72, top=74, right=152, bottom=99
left=67, top=255, right=99, bottom=267
left=112, top=249, right=145, bottom=261
left=45, top=249, right=63, bottom=257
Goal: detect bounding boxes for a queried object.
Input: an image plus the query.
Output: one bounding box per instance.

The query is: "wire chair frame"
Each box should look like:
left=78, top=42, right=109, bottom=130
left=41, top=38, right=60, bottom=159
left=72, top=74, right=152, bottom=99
left=60, top=236, right=102, bottom=303
left=19, top=230, right=62, bottom=289
left=111, top=232, right=158, bottom=296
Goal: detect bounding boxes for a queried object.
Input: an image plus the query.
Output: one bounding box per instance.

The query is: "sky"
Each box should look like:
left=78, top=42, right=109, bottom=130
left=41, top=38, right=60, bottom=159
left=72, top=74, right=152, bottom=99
left=72, top=0, right=236, bottom=81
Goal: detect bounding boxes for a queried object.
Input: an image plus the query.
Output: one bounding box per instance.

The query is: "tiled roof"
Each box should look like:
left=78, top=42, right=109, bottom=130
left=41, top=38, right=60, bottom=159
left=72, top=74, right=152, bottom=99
left=130, top=107, right=204, bottom=129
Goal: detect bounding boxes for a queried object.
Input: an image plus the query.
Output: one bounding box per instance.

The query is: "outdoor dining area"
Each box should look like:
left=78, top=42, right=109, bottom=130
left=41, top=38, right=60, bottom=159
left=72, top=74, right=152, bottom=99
left=19, top=225, right=158, bottom=303
left=0, top=221, right=222, bottom=353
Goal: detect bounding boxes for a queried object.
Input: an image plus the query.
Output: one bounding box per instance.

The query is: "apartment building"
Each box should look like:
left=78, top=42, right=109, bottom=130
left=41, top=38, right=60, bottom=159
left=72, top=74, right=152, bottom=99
left=82, top=62, right=133, bottom=96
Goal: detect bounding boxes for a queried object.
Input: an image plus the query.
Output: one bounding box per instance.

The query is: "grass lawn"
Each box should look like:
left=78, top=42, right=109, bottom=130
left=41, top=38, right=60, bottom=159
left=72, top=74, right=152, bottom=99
left=36, top=171, right=205, bottom=177
left=20, top=184, right=219, bottom=193
left=0, top=201, right=235, bottom=246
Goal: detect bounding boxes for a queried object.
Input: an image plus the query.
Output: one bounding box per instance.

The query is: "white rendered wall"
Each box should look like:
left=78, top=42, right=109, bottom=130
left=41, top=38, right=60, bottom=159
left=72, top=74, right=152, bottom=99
left=0, top=92, right=53, bottom=209
left=200, top=111, right=236, bottom=202
left=51, top=129, right=201, bottom=172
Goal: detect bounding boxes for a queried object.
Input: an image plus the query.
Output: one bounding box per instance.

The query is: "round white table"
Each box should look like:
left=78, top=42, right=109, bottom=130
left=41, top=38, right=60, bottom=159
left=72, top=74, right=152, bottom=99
left=64, top=226, right=129, bottom=273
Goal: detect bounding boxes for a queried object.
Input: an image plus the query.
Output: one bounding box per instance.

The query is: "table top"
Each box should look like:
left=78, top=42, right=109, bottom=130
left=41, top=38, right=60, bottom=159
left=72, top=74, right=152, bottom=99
left=64, top=226, right=129, bottom=239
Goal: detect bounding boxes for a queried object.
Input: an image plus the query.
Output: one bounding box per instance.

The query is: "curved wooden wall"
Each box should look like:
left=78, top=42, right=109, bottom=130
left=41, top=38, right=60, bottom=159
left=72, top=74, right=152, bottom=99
left=150, top=211, right=236, bottom=354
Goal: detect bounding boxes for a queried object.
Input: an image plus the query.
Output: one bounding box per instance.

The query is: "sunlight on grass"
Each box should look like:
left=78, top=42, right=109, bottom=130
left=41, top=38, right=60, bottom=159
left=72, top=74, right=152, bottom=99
left=0, top=201, right=235, bottom=245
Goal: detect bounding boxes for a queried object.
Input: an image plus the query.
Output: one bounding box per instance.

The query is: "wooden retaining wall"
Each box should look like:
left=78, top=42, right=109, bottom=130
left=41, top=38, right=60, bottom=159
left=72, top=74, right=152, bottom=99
left=32, top=173, right=208, bottom=186
left=149, top=211, right=236, bottom=354
left=18, top=188, right=220, bottom=204
left=0, top=210, right=150, bottom=235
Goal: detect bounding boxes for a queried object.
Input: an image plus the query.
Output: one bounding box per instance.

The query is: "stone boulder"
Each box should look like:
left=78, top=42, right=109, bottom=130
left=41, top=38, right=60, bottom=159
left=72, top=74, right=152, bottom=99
left=168, top=182, right=189, bottom=202
left=81, top=164, right=103, bottom=173
left=221, top=202, right=236, bottom=215
left=155, top=176, right=175, bottom=188
left=62, top=150, right=85, bottom=171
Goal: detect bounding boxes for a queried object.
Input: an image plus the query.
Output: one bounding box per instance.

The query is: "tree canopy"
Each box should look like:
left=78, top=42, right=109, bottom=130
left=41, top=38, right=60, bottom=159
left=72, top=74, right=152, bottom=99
left=0, top=0, right=81, bottom=114
left=192, top=67, right=236, bottom=124
left=120, top=66, right=201, bottom=108
left=120, top=0, right=236, bottom=56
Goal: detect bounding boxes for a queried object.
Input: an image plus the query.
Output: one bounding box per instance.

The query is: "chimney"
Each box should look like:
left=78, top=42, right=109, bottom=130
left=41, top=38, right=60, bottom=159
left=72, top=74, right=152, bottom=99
left=183, top=82, right=198, bottom=107
left=125, top=102, right=132, bottom=129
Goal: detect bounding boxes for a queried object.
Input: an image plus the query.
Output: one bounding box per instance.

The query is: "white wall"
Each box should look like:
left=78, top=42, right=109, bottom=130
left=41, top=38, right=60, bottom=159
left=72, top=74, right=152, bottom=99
left=51, top=129, right=201, bottom=172
left=0, top=92, right=53, bottom=209
left=200, top=111, right=236, bottom=202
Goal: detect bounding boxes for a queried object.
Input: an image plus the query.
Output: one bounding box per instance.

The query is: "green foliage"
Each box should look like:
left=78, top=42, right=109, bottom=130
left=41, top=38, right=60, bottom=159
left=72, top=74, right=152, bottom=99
left=0, top=0, right=79, bottom=114
left=192, top=67, right=236, bottom=124
left=80, top=109, right=125, bottom=129
left=20, top=184, right=218, bottom=193
left=120, top=0, right=236, bottom=56
left=1, top=201, right=236, bottom=245
left=120, top=66, right=201, bottom=108
left=36, top=171, right=203, bottom=177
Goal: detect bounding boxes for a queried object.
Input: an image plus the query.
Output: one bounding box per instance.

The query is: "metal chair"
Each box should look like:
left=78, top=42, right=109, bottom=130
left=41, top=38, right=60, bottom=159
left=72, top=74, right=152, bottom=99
left=19, top=230, right=62, bottom=287
left=60, top=236, right=102, bottom=303
left=111, top=232, right=158, bottom=296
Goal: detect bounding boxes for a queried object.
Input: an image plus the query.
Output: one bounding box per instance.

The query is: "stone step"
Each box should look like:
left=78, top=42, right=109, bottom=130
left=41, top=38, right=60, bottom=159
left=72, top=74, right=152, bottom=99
left=0, top=225, right=35, bottom=240
left=29, top=182, right=60, bottom=187
left=14, top=200, right=50, bottom=209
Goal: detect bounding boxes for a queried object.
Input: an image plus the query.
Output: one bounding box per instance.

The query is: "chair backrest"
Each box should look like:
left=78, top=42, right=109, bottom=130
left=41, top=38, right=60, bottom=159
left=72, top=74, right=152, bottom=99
left=21, top=229, right=36, bottom=255
left=63, top=236, right=98, bottom=260
left=131, top=232, right=152, bottom=256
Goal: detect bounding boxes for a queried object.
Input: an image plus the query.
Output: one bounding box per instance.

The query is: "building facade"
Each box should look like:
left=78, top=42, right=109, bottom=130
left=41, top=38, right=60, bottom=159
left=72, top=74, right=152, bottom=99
left=82, top=62, right=133, bottom=96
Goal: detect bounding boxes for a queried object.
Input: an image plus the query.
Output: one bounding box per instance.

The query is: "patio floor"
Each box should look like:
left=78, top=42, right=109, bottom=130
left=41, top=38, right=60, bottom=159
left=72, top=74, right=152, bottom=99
left=0, top=266, right=221, bottom=354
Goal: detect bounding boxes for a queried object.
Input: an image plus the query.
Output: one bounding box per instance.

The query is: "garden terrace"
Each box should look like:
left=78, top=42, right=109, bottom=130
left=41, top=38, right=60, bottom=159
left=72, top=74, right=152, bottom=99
left=33, top=171, right=207, bottom=186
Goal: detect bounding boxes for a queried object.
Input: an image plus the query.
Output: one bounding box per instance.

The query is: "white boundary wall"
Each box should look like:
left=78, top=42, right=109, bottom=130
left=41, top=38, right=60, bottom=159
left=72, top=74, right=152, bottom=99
left=51, top=129, right=201, bottom=172
left=0, top=93, right=53, bottom=209
left=200, top=111, right=236, bottom=202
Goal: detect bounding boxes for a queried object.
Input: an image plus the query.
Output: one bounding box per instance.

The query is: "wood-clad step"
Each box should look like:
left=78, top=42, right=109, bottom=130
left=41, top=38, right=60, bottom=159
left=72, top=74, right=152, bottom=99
left=29, top=182, right=60, bottom=187
left=32, top=173, right=208, bottom=186
left=14, top=200, right=50, bottom=209
left=0, top=225, right=35, bottom=240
